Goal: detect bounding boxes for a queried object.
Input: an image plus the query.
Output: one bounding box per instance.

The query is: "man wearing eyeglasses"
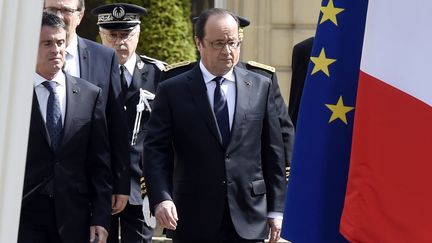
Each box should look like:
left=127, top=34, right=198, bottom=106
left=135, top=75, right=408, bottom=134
left=43, top=0, right=131, bottom=219
left=91, top=3, right=166, bottom=243
left=144, top=8, right=286, bottom=243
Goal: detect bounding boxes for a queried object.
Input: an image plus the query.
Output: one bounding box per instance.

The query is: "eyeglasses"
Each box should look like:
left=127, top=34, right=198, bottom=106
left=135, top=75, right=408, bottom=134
left=100, top=27, right=139, bottom=42
left=205, top=39, right=242, bottom=50
left=44, top=7, right=81, bottom=16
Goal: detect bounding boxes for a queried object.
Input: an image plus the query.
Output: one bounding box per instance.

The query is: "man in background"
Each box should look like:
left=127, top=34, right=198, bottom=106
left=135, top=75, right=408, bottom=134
left=288, top=37, right=314, bottom=127
left=92, top=3, right=166, bottom=243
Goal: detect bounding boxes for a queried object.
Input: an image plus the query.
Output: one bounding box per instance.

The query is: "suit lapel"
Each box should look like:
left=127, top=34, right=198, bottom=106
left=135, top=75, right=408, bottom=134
left=31, top=92, right=51, bottom=146
left=186, top=66, right=221, bottom=144
left=227, top=66, right=252, bottom=152
left=61, top=74, right=80, bottom=147
left=77, top=37, right=90, bottom=80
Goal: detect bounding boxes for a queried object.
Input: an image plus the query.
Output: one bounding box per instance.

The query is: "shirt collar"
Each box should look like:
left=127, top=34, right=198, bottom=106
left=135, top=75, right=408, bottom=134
left=199, top=61, right=235, bottom=84
left=34, top=71, right=66, bottom=88
left=65, top=35, right=79, bottom=57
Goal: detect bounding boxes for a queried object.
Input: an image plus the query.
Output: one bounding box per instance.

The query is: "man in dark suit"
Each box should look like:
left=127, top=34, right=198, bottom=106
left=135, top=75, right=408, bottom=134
left=288, top=37, right=314, bottom=127
left=18, top=12, right=111, bottom=243
left=92, top=3, right=166, bottom=243
left=144, top=8, right=286, bottom=243
left=44, top=0, right=130, bottom=214
left=162, top=16, right=294, bottom=168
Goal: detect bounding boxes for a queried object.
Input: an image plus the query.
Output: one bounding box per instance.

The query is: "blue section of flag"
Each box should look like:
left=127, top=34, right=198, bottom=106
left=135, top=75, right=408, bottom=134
left=281, top=1, right=368, bottom=242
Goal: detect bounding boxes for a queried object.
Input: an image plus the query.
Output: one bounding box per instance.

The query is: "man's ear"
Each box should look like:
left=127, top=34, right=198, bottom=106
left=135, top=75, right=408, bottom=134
left=194, top=36, right=201, bottom=51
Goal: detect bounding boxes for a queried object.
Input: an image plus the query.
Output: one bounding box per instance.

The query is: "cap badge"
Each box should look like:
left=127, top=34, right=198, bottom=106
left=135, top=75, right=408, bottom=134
left=112, top=6, right=126, bottom=19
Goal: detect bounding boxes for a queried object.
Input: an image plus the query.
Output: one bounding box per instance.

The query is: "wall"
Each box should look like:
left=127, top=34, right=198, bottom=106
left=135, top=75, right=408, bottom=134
left=224, top=0, right=320, bottom=103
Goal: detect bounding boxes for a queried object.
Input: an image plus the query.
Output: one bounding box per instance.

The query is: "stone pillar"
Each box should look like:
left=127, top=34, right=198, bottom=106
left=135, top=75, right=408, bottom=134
left=0, top=0, right=43, bottom=241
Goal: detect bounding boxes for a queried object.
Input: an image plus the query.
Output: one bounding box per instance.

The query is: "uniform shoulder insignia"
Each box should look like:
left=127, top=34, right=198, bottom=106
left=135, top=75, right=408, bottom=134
left=246, top=61, right=276, bottom=73
left=164, top=60, right=194, bottom=72
left=139, top=55, right=167, bottom=71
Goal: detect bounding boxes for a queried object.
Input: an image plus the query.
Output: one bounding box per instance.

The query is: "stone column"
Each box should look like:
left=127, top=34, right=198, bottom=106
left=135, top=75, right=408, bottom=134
left=0, top=0, right=43, bottom=241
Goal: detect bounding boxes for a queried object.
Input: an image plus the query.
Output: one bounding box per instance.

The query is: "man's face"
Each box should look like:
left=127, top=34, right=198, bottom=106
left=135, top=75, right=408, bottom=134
left=195, top=14, right=240, bottom=76
left=36, top=26, right=66, bottom=79
left=44, top=0, right=83, bottom=43
left=99, top=26, right=140, bottom=65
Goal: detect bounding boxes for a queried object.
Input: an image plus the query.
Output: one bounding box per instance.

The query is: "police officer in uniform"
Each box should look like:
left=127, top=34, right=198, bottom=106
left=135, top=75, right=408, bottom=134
left=92, top=3, right=166, bottom=243
left=162, top=16, right=294, bottom=169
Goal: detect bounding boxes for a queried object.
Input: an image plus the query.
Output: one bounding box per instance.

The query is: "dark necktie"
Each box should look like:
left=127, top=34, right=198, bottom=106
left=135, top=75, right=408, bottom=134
left=42, top=81, right=63, bottom=151
left=120, top=65, right=128, bottom=100
left=213, top=76, right=230, bottom=148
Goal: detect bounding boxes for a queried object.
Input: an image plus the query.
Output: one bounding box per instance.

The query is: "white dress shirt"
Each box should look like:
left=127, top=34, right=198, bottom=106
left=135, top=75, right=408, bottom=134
left=33, top=71, right=66, bottom=125
left=64, top=36, right=81, bottom=77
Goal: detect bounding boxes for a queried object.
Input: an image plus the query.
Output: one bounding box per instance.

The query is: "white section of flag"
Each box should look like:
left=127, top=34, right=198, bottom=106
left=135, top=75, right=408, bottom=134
left=360, top=1, right=432, bottom=106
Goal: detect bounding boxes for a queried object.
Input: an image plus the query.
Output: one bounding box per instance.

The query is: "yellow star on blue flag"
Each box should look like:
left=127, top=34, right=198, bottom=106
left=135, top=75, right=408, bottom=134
left=310, top=48, right=336, bottom=76
left=320, top=0, right=345, bottom=26
left=325, top=96, right=354, bottom=124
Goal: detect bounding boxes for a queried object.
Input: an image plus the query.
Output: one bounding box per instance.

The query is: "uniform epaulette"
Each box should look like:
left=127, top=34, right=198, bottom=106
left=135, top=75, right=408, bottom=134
left=246, top=61, right=276, bottom=73
left=139, top=55, right=167, bottom=71
left=164, top=60, right=193, bottom=72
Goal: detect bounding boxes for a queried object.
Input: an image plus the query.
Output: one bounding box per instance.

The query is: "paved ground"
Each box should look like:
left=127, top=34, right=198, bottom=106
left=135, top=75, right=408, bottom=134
left=151, top=227, right=290, bottom=242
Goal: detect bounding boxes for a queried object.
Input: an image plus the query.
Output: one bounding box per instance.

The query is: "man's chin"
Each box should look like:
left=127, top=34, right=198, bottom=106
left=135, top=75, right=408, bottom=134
left=51, top=65, right=62, bottom=73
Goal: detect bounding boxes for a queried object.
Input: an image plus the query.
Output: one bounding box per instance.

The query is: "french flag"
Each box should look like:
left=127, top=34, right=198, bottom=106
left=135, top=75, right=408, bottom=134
left=341, top=1, right=432, bottom=242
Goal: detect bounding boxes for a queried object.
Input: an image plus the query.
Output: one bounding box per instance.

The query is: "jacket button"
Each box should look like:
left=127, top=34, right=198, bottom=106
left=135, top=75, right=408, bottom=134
left=225, top=154, right=230, bottom=159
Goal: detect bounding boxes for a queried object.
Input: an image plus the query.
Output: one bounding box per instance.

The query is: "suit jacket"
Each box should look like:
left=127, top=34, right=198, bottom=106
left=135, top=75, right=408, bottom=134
left=144, top=65, right=286, bottom=240
left=23, top=73, right=111, bottom=243
left=163, top=61, right=294, bottom=166
left=237, top=61, right=295, bottom=166
left=78, top=37, right=130, bottom=194
left=124, top=54, right=164, bottom=205
left=288, top=37, right=314, bottom=127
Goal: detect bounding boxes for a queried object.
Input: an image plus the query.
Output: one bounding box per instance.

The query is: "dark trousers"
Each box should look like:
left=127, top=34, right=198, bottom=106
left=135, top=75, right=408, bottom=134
left=172, top=203, right=264, bottom=243
left=18, top=195, right=62, bottom=243
left=108, top=202, right=153, bottom=243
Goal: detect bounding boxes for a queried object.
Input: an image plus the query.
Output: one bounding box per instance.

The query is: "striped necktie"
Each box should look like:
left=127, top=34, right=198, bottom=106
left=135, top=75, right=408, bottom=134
left=42, top=81, right=63, bottom=151
left=213, top=76, right=230, bottom=148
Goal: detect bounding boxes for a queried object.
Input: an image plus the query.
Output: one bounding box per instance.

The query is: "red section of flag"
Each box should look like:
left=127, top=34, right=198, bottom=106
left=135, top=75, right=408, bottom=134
left=341, top=71, right=432, bottom=242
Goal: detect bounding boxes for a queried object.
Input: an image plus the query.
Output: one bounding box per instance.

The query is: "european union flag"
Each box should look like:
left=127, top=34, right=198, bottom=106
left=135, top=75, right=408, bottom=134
left=281, top=0, right=368, bottom=242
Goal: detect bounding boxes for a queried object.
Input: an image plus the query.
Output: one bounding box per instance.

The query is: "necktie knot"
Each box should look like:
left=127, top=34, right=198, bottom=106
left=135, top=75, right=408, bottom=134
left=42, top=81, right=57, bottom=94
left=213, top=76, right=224, bottom=86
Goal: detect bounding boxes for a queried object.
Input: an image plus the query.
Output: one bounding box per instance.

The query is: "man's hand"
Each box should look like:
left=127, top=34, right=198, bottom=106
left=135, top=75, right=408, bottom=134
left=90, top=225, right=108, bottom=243
left=268, top=218, right=282, bottom=243
left=155, top=200, right=178, bottom=230
left=111, top=194, right=129, bottom=214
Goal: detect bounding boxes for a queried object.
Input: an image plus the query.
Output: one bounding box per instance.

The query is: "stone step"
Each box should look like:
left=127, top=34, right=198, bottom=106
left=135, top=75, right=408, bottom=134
left=151, top=236, right=289, bottom=242
left=150, top=225, right=289, bottom=242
